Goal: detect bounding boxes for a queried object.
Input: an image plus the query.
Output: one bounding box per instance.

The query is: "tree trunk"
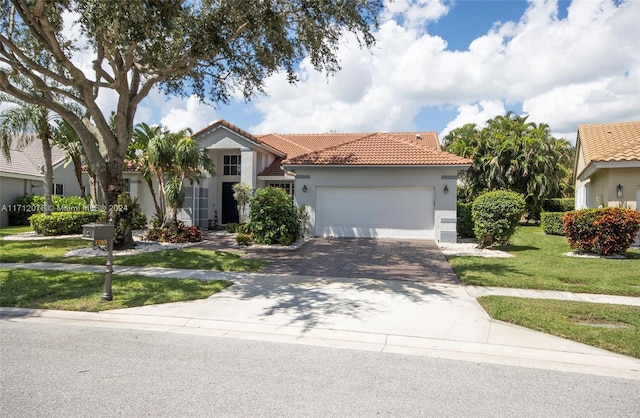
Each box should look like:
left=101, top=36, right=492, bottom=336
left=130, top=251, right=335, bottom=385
left=100, top=162, right=136, bottom=250
left=71, top=152, right=86, bottom=199
left=41, top=136, right=53, bottom=216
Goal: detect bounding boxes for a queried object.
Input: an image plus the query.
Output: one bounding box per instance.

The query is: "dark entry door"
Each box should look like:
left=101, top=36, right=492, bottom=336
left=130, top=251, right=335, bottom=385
left=221, top=182, right=239, bottom=224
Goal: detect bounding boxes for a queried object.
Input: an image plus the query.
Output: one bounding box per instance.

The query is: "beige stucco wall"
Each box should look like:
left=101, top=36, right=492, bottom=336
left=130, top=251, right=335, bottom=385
left=583, top=167, right=640, bottom=210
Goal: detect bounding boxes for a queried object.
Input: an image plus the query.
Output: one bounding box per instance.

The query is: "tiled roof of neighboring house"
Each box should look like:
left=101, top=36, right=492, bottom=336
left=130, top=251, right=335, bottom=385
left=578, top=121, right=640, bottom=164
left=0, top=137, right=67, bottom=178
left=575, top=121, right=640, bottom=179
left=280, top=132, right=471, bottom=166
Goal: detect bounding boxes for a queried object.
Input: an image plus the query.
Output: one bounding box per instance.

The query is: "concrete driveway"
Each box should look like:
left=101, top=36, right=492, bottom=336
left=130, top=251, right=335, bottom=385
left=196, top=235, right=461, bottom=285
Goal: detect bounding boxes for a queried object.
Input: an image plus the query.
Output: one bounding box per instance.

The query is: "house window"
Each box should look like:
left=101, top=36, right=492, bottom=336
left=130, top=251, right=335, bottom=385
left=124, top=178, right=131, bottom=193
left=53, top=183, right=64, bottom=195
left=269, top=183, right=293, bottom=197
left=223, top=155, right=241, bottom=175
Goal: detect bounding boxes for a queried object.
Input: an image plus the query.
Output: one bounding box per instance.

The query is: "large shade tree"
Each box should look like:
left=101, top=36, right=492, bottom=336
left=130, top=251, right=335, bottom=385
left=0, top=0, right=382, bottom=249
left=443, top=112, right=574, bottom=217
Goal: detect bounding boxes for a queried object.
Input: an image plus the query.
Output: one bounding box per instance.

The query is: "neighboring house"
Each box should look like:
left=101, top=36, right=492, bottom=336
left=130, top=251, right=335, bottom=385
left=573, top=121, right=640, bottom=211
left=161, top=120, right=471, bottom=242
left=0, top=139, right=82, bottom=227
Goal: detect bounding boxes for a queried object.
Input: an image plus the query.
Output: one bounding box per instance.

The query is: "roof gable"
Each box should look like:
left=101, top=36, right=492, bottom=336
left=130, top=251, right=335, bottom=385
left=0, top=138, right=67, bottom=178
left=575, top=121, right=640, bottom=179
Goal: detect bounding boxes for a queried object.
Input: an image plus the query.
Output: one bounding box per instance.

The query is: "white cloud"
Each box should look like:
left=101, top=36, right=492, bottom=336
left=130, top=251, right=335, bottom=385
left=249, top=0, right=639, bottom=138
left=158, top=95, right=218, bottom=132
left=440, top=100, right=507, bottom=138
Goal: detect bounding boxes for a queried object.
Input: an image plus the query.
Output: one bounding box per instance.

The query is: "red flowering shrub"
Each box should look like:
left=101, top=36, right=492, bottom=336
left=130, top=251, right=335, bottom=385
left=562, top=208, right=640, bottom=255
left=144, top=222, right=203, bottom=243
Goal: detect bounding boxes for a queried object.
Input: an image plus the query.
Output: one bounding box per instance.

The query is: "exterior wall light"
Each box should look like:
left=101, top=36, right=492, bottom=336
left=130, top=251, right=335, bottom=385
left=302, top=185, right=308, bottom=193
left=443, top=185, right=449, bottom=194
left=616, top=184, right=623, bottom=198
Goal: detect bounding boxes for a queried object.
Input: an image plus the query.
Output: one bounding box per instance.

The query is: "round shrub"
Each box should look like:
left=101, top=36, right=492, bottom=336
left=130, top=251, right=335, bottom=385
left=562, top=208, right=640, bottom=255
left=247, top=187, right=300, bottom=246
left=471, top=190, right=526, bottom=248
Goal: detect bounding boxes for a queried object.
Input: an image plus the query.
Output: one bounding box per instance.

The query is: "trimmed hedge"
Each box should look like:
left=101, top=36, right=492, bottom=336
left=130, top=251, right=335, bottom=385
left=472, top=190, right=526, bottom=248
left=541, top=212, right=566, bottom=235
left=7, top=195, right=88, bottom=226
left=457, top=202, right=474, bottom=238
left=542, top=198, right=574, bottom=213
left=29, top=211, right=105, bottom=236
left=562, top=208, right=640, bottom=255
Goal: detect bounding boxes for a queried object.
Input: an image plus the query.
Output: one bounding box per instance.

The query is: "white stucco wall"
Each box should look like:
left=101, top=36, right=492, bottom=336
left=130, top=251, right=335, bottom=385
left=290, top=166, right=462, bottom=242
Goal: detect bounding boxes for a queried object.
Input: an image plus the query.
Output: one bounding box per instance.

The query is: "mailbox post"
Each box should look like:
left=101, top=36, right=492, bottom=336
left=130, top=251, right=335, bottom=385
left=82, top=223, right=115, bottom=301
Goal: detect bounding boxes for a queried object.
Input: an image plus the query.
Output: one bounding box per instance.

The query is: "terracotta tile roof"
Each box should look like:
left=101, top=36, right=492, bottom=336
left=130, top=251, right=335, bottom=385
left=0, top=137, right=67, bottom=178
left=578, top=121, right=640, bottom=165
left=283, top=132, right=472, bottom=166
left=258, top=157, right=285, bottom=176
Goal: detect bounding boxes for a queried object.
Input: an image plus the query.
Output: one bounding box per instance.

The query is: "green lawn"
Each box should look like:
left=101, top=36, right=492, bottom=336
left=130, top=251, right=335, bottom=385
left=0, top=226, right=268, bottom=272
left=448, top=225, right=640, bottom=296
left=0, top=268, right=231, bottom=312
left=478, top=296, right=640, bottom=359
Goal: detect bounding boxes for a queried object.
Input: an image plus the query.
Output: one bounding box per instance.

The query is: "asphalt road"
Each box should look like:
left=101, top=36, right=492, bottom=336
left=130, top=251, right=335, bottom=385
left=1, top=321, right=638, bottom=417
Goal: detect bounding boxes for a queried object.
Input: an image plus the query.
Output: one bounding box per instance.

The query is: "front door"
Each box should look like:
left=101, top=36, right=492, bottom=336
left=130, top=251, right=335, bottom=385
left=222, top=182, right=239, bottom=224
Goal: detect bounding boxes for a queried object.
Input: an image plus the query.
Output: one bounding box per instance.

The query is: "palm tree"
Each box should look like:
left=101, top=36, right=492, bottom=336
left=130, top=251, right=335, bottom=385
left=147, top=128, right=215, bottom=228
left=0, top=96, right=56, bottom=215
left=130, top=123, right=164, bottom=219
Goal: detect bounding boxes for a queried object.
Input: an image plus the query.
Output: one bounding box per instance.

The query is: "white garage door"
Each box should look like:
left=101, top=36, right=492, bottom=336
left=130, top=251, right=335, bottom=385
left=315, top=187, right=435, bottom=239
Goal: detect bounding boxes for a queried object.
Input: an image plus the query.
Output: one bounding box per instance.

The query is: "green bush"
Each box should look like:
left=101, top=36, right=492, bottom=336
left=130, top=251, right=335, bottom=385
left=562, top=208, right=640, bottom=255
left=456, top=202, right=474, bottom=238
left=236, top=233, right=253, bottom=246
left=542, top=198, right=574, bottom=213
left=247, top=187, right=300, bottom=246
left=29, top=211, right=105, bottom=236
left=225, top=222, right=239, bottom=233
left=541, top=212, right=566, bottom=235
left=7, top=195, right=88, bottom=226
left=472, top=190, right=526, bottom=248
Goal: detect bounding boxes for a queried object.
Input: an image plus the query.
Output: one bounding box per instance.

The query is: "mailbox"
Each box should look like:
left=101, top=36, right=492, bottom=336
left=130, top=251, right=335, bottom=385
left=81, top=222, right=115, bottom=302
left=82, top=223, right=114, bottom=241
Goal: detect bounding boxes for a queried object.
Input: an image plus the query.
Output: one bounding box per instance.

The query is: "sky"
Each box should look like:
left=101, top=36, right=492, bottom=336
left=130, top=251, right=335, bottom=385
left=109, top=0, right=640, bottom=142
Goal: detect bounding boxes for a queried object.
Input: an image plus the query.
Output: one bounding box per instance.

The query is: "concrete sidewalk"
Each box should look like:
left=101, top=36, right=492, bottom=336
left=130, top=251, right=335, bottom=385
left=1, top=262, right=639, bottom=380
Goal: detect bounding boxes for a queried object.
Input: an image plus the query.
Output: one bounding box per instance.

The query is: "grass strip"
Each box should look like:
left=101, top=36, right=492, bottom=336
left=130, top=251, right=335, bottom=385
left=0, top=267, right=231, bottom=312
left=449, top=225, right=640, bottom=296
left=478, top=296, right=640, bottom=359
left=0, top=227, right=268, bottom=272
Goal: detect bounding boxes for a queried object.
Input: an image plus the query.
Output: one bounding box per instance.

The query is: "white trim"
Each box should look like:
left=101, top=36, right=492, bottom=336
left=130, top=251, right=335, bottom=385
left=578, top=160, right=640, bottom=181
left=258, top=175, right=295, bottom=181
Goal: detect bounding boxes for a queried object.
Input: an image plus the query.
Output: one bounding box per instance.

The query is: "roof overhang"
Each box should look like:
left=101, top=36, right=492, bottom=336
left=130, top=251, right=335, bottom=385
left=577, top=160, right=640, bottom=182
left=258, top=175, right=295, bottom=181
left=196, top=124, right=286, bottom=158
left=0, top=172, right=44, bottom=181
left=282, top=163, right=473, bottom=171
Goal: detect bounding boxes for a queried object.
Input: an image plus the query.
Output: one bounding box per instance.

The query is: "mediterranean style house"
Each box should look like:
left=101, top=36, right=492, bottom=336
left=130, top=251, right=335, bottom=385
left=128, top=120, right=472, bottom=243
left=573, top=121, right=640, bottom=211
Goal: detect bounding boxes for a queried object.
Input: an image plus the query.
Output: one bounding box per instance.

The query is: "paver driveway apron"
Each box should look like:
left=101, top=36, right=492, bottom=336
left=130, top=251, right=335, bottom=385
left=247, top=238, right=461, bottom=285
